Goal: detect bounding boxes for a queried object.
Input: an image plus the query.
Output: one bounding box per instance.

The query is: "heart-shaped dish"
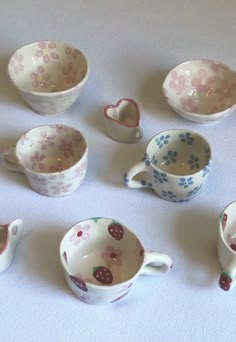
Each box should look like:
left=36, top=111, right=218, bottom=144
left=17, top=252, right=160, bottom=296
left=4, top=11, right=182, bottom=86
left=104, top=98, right=143, bottom=143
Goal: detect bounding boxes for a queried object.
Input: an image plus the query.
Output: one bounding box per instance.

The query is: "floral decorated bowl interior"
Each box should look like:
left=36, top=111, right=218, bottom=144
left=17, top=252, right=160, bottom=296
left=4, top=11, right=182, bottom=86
left=163, top=59, right=236, bottom=123
left=60, top=218, right=144, bottom=286
left=16, top=124, right=87, bottom=173
left=147, top=130, right=211, bottom=176
left=8, top=41, right=88, bottom=93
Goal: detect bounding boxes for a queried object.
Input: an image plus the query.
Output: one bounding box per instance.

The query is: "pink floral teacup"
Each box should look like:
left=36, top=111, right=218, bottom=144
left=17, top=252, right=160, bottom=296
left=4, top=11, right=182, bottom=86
left=60, top=217, right=173, bottom=305
left=3, top=124, right=88, bottom=197
left=163, top=59, right=236, bottom=123
left=8, top=41, right=89, bottom=116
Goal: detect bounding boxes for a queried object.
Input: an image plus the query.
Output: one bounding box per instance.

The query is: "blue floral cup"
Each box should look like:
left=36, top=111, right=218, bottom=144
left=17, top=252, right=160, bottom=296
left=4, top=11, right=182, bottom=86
left=124, top=129, right=212, bottom=202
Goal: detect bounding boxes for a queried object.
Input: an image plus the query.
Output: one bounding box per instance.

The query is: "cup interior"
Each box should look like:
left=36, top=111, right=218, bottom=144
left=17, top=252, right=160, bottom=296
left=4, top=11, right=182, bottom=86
left=163, top=59, right=236, bottom=114
left=60, top=218, right=144, bottom=286
left=8, top=41, right=88, bottom=93
left=16, top=125, right=87, bottom=173
left=147, top=130, right=211, bottom=176
left=220, top=202, right=236, bottom=252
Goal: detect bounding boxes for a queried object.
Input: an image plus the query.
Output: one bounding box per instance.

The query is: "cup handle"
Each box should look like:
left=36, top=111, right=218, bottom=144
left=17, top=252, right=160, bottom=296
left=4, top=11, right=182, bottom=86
left=219, top=260, right=236, bottom=291
left=2, top=146, right=24, bottom=173
left=8, top=219, right=24, bottom=246
left=134, top=127, right=143, bottom=142
left=140, top=250, right=173, bottom=276
left=124, top=161, right=152, bottom=189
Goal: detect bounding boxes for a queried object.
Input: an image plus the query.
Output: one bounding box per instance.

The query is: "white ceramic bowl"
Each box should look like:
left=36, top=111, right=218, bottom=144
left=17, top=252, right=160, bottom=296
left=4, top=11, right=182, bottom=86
left=163, top=59, right=236, bottom=123
left=8, top=41, right=89, bottom=116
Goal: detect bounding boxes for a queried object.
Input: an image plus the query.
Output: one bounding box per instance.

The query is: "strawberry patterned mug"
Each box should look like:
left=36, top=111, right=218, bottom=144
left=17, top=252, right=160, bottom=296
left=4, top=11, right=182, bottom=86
left=218, top=201, right=236, bottom=291
left=3, top=124, right=88, bottom=197
left=60, top=217, right=173, bottom=305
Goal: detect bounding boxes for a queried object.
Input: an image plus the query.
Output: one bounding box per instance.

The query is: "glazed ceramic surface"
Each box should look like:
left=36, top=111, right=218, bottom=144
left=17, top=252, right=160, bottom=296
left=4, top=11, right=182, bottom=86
left=218, top=201, right=236, bottom=291
left=124, top=129, right=212, bottom=202
left=8, top=41, right=89, bottom=116
left=60, top=217, right=172, bottom=305
left=0, top=219, right=24, bottom=273
left=4, top=124, right=88, bottom=197
left=163, top=59, right=236, bottom=123
left=104, top=98, right=143, bottom=143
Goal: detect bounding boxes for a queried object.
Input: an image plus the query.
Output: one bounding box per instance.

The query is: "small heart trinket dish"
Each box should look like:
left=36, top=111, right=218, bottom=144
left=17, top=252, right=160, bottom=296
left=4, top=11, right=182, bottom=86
left=104, top=98, right=143, bottom=143
left=163, top=59, right=236, bottom=123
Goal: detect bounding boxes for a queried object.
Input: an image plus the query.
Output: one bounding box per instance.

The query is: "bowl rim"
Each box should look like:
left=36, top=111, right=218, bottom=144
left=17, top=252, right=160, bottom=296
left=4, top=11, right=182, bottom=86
left=162, top=58, right=236, bottom=117
left=59, top=217, right=144, bottom=290
left=15, top=124, right=88, bottom=175
left=146, top=128, right=212, bottom=177
left=7, top=40, right=89, bottom=96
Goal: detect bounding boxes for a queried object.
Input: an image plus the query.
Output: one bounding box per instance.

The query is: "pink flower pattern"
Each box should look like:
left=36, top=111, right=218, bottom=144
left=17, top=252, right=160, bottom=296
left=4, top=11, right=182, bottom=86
left=72, top=161, right=87, bottom=179
left=50, top=182, right=72, bottom=195
left=215, top=80, right=236, bottom=101
left=10, top=52, right=24, bottom=75
left=63, top=62, right=78, bottom=84
left=180, top=97, right=199, bottom=113
left=30, top=66, right=51, bottom=89
left=59, top=139, right=74, bottom=158
left=69, top=223, right=91, bottom=245
left=65, top=47, right=81, bottom=59
left=169, top=70, right=186, bottom=95
left=202, top=60, right=229, bottom=72
left=30, top=152, right=46, bottom=170
left=191, top=69, right=215, bottom=94
left=35, top=41, right=59, bottom=64
left=38, top=131, right=56, bottom=150
left=102, top=245, right=123, bottom=268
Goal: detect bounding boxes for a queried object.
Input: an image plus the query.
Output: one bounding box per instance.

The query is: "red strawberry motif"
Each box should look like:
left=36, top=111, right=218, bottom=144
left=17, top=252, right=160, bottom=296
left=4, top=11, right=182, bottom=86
left=231, top=244, right=236, bottom=251
left=219, top=272, right=232, bottom=291
left=108, top=222, right=124, bottom=240
left=70, top=275, right=88, bottom=292
left=221, top=213, right=227, bottom=231
left=93, top=266, right=113, bottom=284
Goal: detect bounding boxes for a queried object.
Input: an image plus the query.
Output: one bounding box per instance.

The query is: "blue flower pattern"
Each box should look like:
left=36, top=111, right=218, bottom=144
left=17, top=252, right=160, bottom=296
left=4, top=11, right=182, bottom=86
left=163, top=150, right=178, bottom=166
left=155, top=135, right=170, bottom=148
left=188, top=154, right=200, bottom=170
left=161, top=190, right=176, bottom=199
left=178, top=177, right=194, bottom=188
left=202, top=162, right=211, bottom=177
left=142, top=153, right=157, bottom=166
left=141, top=180, right=152, bottom=188
left=153, top=170, right=168, bottom=184
left=179, top=132, right=194, bottom=145
left=123, top=173, right=129, bottom=186
left=187, top=186, right=202, bottom=197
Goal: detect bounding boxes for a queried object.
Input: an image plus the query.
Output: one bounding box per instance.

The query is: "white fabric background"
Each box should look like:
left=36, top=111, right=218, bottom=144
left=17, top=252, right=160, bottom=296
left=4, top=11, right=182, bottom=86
left=0, top=0, right=236, bottom=341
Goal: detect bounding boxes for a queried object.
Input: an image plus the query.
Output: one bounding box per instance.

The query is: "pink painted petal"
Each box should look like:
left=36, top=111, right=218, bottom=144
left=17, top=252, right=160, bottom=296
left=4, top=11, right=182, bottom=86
left=18, top=64, right=24, bottom=72
left=37, top=66, right=44, bottom=74
left=38, top=42, right=47, bottom=49
left=65, top=47, right=72, bottom=55
left=30, top=72, right=38, bottom=80
left=178, top=75, right=186, bottom=84
left=199, top=69, right=207, bottom=79
left=171, top=70, right=178, bottom=80
left=50, top=52, right=59, bottom=60
left=43, top=73, right=51, bottom=81
left=35, top=50, right=44, bottom=57
left=191, top=78, right=201, bottom=87
left=43, top=55, right=50, bottom=64
left=48, top=42, right=56, bottom=49
left=83, top=224, right=91, bottom=232
left=107, top=245, right=114, bottom=252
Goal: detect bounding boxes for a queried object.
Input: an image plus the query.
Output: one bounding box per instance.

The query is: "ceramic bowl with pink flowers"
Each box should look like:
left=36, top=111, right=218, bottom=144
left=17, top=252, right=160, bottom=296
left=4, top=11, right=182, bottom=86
left=8, top=41, right=89, bottom=116
left=163, top=59, right=236, bottom=123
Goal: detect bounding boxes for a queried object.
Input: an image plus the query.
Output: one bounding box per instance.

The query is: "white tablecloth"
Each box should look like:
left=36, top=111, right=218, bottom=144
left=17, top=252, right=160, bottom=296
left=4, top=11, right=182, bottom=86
left=0, top=1, right=236, bottom=341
